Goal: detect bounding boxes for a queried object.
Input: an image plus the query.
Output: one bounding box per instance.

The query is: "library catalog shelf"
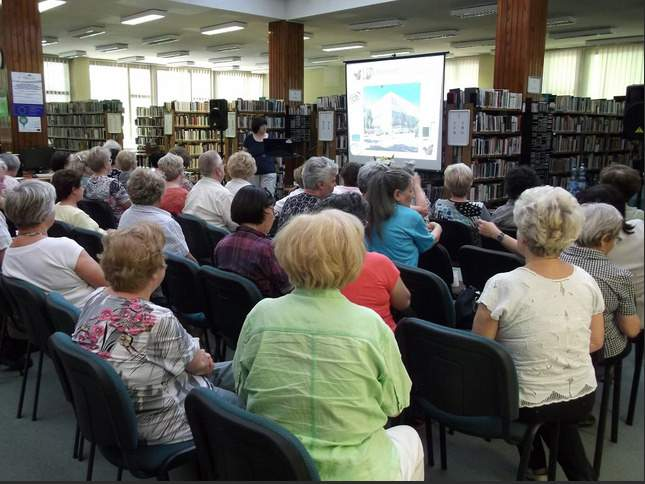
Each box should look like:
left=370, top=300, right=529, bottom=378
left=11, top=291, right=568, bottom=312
left=473, top=131, right=521, bottom=136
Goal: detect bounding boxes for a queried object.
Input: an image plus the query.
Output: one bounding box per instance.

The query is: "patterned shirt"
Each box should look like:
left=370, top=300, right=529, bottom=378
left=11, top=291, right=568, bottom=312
left=491, top=199, right=516, bottom=229
left=118, top=205, right=190, bottom=257
left=432, top=199, right=491, bottom=228
left=278, top=192, right=321, bottom=230
left=72, top=288, right=211, bottom=445
left=84, top=175, right=130, bottom=219
left=213, top=226, right=292, bottom=298
left=561, top=245, right=638, bottom=359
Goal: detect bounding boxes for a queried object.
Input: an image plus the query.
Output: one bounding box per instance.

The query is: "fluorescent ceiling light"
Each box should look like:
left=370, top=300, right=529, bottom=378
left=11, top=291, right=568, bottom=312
left=549, top=27, right=613, bottom=39
left=405, top=29, right=458, bottom=41
left=547, top=16, right=576, bottom=28
left=309, top=56, right=340, bottom=64
left=209, top=56, right=242, bottom=65
left=70, top=25, right=106, bottom=39
left=96, top=43, right=128, bottom=53
left=38, top=0, right=65, bottom=13
left=142, top=34, right=179, bottom=46
left=322, top=42, right=366, bottom=52
left=303, top=32, right=313, bottom=40
left=255, top=62, right=268, bottom=67
left=207, top=44, right=242, bottom=53
left=586, top=35, right=644, bottom=46
left=349, top=18, right=403, bottom=31
left=370, top=48, right=414, bottom=58
left=451, top=38, right=496, bottom=48
left=201, top=21, right=247, bottom=36
left=41, top=36, right=59, bottom=46
left=58, top=50, right=86, bottom=59
left=121, top=9, right=166, bottom=26
left=168, top=61, right=195, bottom=67
left=118, top=56, right=145, bottom=63
left=157, top=50, right=190, bottom=58
left=450, top=3, right=497, bottom=18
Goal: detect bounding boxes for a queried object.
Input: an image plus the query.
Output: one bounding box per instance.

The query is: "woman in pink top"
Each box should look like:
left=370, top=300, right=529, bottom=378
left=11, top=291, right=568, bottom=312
left=316, top=192, right=411, bottom=329
left=157, top=153, right=189, bottom=215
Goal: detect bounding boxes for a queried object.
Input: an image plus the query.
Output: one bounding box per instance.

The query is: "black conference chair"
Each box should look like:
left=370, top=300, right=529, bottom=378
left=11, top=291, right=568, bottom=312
left=48, top=332, right=196, bottom=481
left=626, top=330, right=644, bottom=426
left=78, top=199, right=118, bottom=230
left=185, top=388, right=320, bottom=481
left=418, top=243, right=454, bottom=288
left=71, top=227, right=104, bottom=262
left=395, top=318, right=556, bottom=481
left=48, top=220, right=74, bottom=238
left=205, top=223, right=228, bottom=251
left=396, top=264, right=455, bottom=327
left=175, top=214, right=217, bottom=265
left=435, top=219, right=478, bottom=264
left=458, top=245, right=525, bottom=292
left=198, top=266, right=262, bottom=357
left=163, top=253, right=211, bottom=353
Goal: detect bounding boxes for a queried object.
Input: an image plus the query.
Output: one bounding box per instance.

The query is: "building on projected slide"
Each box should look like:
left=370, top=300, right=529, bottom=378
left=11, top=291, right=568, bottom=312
left=363, top=91, right=419, bottom=136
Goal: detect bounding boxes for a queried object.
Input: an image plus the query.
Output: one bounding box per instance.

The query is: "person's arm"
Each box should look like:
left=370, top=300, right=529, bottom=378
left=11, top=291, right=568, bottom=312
left=111, top=179, right=132, bottom=210
left=74, top=251, right=107, bottom=288
left=477, top=220, right=521, bottom=254
left=589, top=313, right=605, bottom=353
left=390, top=277, right=411, bottom=311
left=411, top=174, right=430, bottom=217
left=472, top=304, right=500, bottom=339
left=427, top=221, right=442, bottom=242
left=616, top=273, right=641, bottom=338
left=186, top=348, right=214, bottom=376
left=617, top=314, right=641, bottom=338
left=380, top=327, right=412, bottom=417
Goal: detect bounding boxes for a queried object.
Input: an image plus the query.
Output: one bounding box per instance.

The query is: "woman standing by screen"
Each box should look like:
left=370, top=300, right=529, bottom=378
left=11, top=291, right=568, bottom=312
left=243, top=117, right=277, bottom=196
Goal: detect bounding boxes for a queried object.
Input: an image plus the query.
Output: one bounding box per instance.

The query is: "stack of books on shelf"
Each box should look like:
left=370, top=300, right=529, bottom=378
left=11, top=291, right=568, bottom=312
left=168, top=101, right=210, bottom=113
left=236, top=99, right=285, bottom=113
left=316, top=94, right=346, bottom=110
left=175, top=114, right=209, bottom=127
left=287, top=104, right=313, bottom=143
left=472, top=136, right=522, bottom=157
left=470, top=182, right=505, bottom=203
left=474, top=112, right=520, bottom=133
left=175, top=128, right=219, bottom=141
left=234, top=99, right=286, bottom=145
left=476, top=89, right=523, bottom=110
left=472, top=159, right=518, bottom=181
left=135, top=106, right=165, bottom=149
left=237, top=115, right=284, bottom=129
left=522, top=94, right=555, bottom=182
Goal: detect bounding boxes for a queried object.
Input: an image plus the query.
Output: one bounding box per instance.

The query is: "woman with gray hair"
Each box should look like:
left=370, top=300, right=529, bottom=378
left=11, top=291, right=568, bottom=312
left=158, top=153, right=189, bottom=215
left=561, top=203, right=641, bottom=360
left=0, top=152, right=21, bottom=193
left=119, top=168, right=194, bottom=261
left=474, top=186, right=604, bottom=480
left=278, top=156, right=338, bottom=230
left=2, top=180, right=106, bottom=308
left=84, top=146, right=131, bottom=219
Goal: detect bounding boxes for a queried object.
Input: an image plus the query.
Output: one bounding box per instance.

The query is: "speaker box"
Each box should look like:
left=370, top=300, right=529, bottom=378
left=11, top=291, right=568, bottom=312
left=208, top=99, right=228, bottom=130
left=623, top=84, right=644, bottom=141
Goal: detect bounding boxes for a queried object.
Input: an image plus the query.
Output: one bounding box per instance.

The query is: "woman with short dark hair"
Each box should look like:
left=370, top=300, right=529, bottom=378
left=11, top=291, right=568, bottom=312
left=242, top=116, right=277, bottom=196
left=334, top=162, right=362, bottom=195
left=52, top=169, right=105, bottom=234
left=213, top=185, right=291, bottom=298
left=491, top=165, right=540, bottom=229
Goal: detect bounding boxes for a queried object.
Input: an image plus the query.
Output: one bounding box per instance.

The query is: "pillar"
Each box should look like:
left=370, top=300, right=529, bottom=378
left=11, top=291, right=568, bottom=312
left=69, top=58, right=91, bottom=101
left=268, top=21, right=304, bottom=102
left=0, top=0, right=48, bottom=152
left=493, top=0, right=548, bottom=95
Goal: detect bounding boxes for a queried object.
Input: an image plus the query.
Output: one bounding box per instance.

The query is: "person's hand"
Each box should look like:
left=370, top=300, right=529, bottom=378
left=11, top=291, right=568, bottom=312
left=428, top=221, right=442, bottom=238
left=477, top=220, right=502, bottom=240
left=412, top=173, right=422, bottom=188
left=192, top=349, right=214, bottom=375
left=412, top=204, right=430, bottom=217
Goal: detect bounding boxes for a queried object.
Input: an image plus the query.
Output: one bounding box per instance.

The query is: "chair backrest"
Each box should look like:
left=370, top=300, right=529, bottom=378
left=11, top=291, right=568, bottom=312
left=163, top=253, right=205, bottom=316
left=2, top=276, right=53, bottom=351
left=78, top=199, right=118, bottom=230
left=48, top=332, right=138, bottom=451
left=418, top=243, right=454, bottom=287
left=395, top=318, right=519, bottom=438
left=0, top=274, right=19, bottom=323
left=436, top=219, right=478, bottom=263
left=185, top=388, right=320, bottom=481
left=458, top=245, right=525, bottom=292
left=175, top=214, right=214, bottom=265
left=71, top=227, right=104, bottom=262
left=205, top=223, right=228, bottom=251
left=48, top=220, right=74, bottom=238
left=198, top=265, right=262, bottom=350
left=396, top=264, right=456, bottom=327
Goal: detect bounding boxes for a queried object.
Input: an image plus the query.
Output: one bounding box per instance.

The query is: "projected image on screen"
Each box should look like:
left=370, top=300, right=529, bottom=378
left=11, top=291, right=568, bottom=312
left=346, top=54, right=445, bottom=171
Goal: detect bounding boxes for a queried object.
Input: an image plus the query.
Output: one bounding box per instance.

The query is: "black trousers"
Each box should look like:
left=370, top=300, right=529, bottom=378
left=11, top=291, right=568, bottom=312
left=518, top=392, right=597, bottom=481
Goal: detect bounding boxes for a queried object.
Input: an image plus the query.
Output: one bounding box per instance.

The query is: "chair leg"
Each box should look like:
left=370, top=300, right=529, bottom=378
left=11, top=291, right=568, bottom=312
left=73, top=424, right=80, bottom=459
left=16, top=341, right=31, bottom=419
left=31, top=350, right=44, bottom=421
left=593, top=364, right=613, bottom=476
left=626, top=333, right=643, bottom=426
left=116, top=466, right=123, bottom=481
left=547, top=422, right=561, bottom=481
left=439, top=423, right=447, bottom=470
left=78, top=436, right=85, bottom=461
left=611, top=361, right=622, bottom=443
left=86, top=442, right=96, bottom=481
left=516, top=423, right=543, bottom=481
left=425, top=416, right=434, bottom=468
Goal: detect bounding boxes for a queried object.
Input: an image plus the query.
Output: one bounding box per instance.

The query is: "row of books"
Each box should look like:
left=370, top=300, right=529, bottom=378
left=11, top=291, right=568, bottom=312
left=48, top=127, right=107, bottom=139
left=236, top=130, right=285, bottom=145
left=175, top=114, right=210, bottom=127
left=181, top=143, right=220, bottom=157
left=175, top=129, right=219, bottom=141
left=553, top=116, right=623, bottom=133
left=469, top=182, right=505, bottom=202
left=50, top=139, right=104, bottom=151
left=136, top=136, right=164, bottom=146
left=168, top=101, right=210, bottom=113
left=47, top=100, right=123, bottom=114
left=583, top=136, right=627, bottom=152
left=288, top=116, right=312, bottom=143
left=136, top=106, right=164, bottom=117
left=474, top=113, right=520, bottom=133
left=336, top=111, right=348, bottom=131
left=47, top=114, right=105, bottom=126
left=316, top=95, right=347, bottom=110
left=237, top=115, right=284, bottom=129
left=335, top=153, right=348, bottom=168
left=554, top=96, right=625, bottom=115
left=552, top=135, right=580, bottom=153
left=336, top=135, right=347, bottom=150
left=135, top=117, right=163, bottom=127
left=471, top=160, right=518, bottom=180
left=235, top=99, right=285, bottom=113
left=476, top=89, right=523, bottom=110
left=472, top=136, right=522, bottom=156
left=136, top=127, right=164, bottom=136
left=289, top=104, right=313, bottom=115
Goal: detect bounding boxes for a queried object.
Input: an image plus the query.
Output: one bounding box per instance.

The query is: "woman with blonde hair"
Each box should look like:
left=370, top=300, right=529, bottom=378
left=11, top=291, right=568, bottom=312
left=225, top=151, right=257, bottom=197
left=233, top=210, right=423, bottom=481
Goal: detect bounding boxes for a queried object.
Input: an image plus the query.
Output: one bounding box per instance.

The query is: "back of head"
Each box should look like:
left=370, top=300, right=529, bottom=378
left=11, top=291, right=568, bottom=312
left=115, top=150, right=136, bottom=172
left=86, top=146, right=111, bottom=173
left=578, top=184, right=634, bottom=238
left=198, top=150, right=223, bottom=178
left=52, top=169, right=81, bottom=202
left=513, top=185, right=583, bottom=257
left=293, top=164, right=305, bottom=187
left=50, top=151, right=70, bottom=172
left=226, top=151, right=257, bottom=180
left=577, top=203, right=623, bottom=248
left=5, top=179, right=56, bottom=228
left=302, top=156, right=338, bottom=190
left=103, top=139, right=122, bottom=152
left=148, top=151, right=166, bottom=169
left=231, top=185, right=274, bottom=225
left=169, top=146, right=192, bottom=169
left=101, top=223, right=166, bottom=292
left=505, top=165, right=540, bottom=200
left=157, top=153, right=184, bottom=181
left=340, top=162, right=361, bottom=188
left=599, top=163, right=642, bottom=201
left=444, top=163, right=473, bottom=198
left=357, top=161, right=389, bottom=194
left=126, top=167, right=165, bottom=205
left=274, top=209, right=365, bottom=289
left=0, top=152, right=21, bottom=174
left=366, top=168, right=412, bottom=238
left=316, top=192, right=368, bottom=225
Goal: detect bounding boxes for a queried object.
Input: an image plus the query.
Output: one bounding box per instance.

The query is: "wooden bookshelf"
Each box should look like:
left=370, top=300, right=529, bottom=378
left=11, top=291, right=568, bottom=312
left=315, top=94, right=348, bottom=169
left=134, top=105, right=166, bottom=167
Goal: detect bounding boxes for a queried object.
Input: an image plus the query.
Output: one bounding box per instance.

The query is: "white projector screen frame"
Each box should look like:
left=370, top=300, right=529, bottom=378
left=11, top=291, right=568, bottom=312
left=345, top=53, right=446, bottom=171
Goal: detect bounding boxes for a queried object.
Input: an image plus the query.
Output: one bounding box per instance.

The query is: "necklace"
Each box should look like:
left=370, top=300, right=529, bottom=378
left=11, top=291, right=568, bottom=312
left=16, top=231, right=46, bottom=237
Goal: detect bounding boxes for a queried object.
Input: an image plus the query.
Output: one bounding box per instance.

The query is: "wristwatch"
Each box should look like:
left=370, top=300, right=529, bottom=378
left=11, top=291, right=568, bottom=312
left=496, top=232, right=505, bottom=243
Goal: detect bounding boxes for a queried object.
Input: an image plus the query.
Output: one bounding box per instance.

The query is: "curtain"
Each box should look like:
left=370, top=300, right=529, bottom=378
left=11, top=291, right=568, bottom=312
left=444, top=56, right=479, bottom=96
left=580, top=43, right=644, bottom=99
left=43, top=57, right=70, bottom=102
left=156, top=69, right=192, bottom=105
left=542, top=48, right=582, bottom=96
left=214, top=71, right=264, bottom=101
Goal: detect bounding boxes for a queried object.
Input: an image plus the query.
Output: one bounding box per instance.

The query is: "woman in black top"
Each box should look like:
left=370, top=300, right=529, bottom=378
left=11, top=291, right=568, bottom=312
left=243, top=117, right=277, bottom=196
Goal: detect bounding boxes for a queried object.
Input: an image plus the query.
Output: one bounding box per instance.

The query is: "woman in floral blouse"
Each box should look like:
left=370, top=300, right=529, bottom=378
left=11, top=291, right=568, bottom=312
left=72, top=223, right=237, bottom=445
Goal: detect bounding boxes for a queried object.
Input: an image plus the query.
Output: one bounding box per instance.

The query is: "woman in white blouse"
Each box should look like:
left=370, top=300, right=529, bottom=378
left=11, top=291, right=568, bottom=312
left=473, top=186, right=604, bottom=481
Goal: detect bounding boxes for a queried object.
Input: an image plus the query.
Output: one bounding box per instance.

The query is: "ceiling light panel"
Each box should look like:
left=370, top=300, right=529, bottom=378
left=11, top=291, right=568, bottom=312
left=450, top=3, right=497, bottom=18
left=58, top=50, right=86, bottom=59
left=157, top=50, right=190, bottom=58
left=322, top=42, right=366, bottom=52
left=451, top=38, right=496, bottom=48
left=121, top=9, right=166, bottom=26
left=405, top=30, right=459, bottom=41
left=547, top=16, right=576, bottom=28
left=70, top=25, right=106, bottom=39
left=370, top=48, right=414, bottom=58
left=309, top=56, right=340, bottom=64
left=207, top=44, right=242, bottom=53
left=118, top=56, right=145, bottom=63
left=549, top=27, right=613, bottom=39
left=41, top=36, right=59, bottom=46
left=586, top=35, right=644, bottom=46
left=303, top=32, right=313, bottom=40
left=168, top=61, right=195, bottom=67
left=209, top=56, right=242, bottom=65
left=349, top=18, right=403, bottom=31
left=38, top=0, right=66, bottom=13
left=201, top=21, right=247, bottom=36
left=96, top=43, right=128, bottom=53
left=142, top=34, right=180, bottom=46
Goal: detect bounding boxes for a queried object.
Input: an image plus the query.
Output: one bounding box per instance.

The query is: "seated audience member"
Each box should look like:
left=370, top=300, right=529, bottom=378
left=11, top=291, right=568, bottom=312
left=148, top=150, right=166, bottom=169
left=561, top=203, right=641, bottom=359
left=234, top=210, right=424, bottom=481
left=366, top=169, right=442, bottom=266
left=474, top=186, right=603, bottom=481
left=214, top=186, right=291, bottom=298
left=50, top=150, right=70, bottom=172
left=2, top=180, right=106, bottom=308
left=491, top=165, right=540, bottom=229
left=390, top=160, right=430, bottom=217
left=278, top=156, right=338, bottom=229
left=0, top=153, right=20, bottom=193
left=0, top=212, right=11, bottom=266
left=577, top=184, right=644, bottom=325
left=84, top=146, right=131, bottom=219
left=157, top=153, right=189, bottom=215
left=119, top=168, right=193, bottom=260
left=72, top=224, right=237, bottom=445
left=169, top=146, right=194, bottom=191
left=225, top=151, right=257, bottom=197
left=115, top=150, right=136, bottom=187
left=66, top=150, right=92, bottom=187
left=274, top=164, right=304, bottom=215
left=357, top=161, right=389, bottom=196
left=52, top=169, right=105, bottom=235
left=432, top=162, right=491, bottom=227
left=334, top=162, right=362, bottom=195
left=600, top=163, right=644, bottom=221
left=103, top=139, right=122, bottom=178
left=183, top=150, right=237, bottom=232
left=316, top=192, right=411, bottom=330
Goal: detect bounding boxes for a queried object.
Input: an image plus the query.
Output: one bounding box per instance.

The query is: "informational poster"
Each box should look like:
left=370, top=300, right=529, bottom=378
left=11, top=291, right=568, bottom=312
left=225, top=112, right=236, bottom=138
left=163, top=112, right=173, bottom=135
left=106, top=113, right=123, bottom=133
left=17, top=116, right=42, bottom=133
left=11, top=72, right=44, bottom=117
left=288, top=89, right=303, bottom=102
left=447, top=109, right=470, bottom=147
left=527, top=76, right=542, bottom=94
left=318, top=110, right=334, bottom=141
